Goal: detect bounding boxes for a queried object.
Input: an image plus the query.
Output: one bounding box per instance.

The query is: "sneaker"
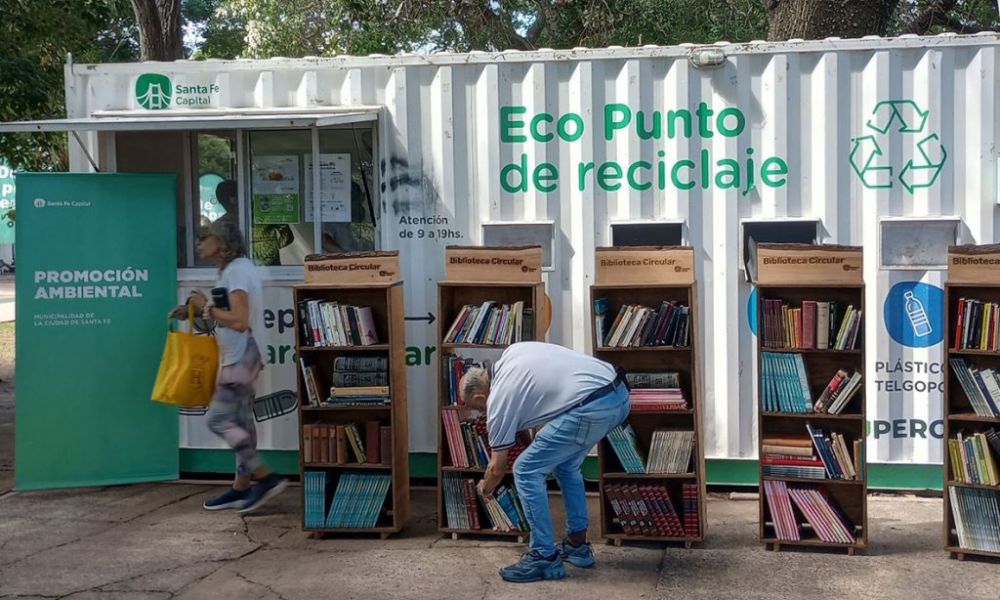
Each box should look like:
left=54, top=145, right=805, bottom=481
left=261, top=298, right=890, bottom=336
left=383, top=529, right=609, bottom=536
left=236, top=474, right=288, bottom=514
left=559, top=539, right=596, bottom=568
left=202, top=487, right=250, bottom=511
left=498, top=551, right=566, bottom=583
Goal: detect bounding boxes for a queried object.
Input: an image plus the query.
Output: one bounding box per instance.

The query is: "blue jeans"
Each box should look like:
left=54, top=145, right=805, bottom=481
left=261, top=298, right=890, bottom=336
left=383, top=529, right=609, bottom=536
left=513, top=382, right=630, bottom=557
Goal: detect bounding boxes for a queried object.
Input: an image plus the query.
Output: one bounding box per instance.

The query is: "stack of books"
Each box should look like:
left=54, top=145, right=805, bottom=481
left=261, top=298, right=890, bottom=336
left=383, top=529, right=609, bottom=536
left=304, top=471, right=328, bottom=529
left=606, top=423, right=646, bottom=473
left=950, top=486, right=1000, bottom=552
left=760, top=354, right=862, bottom=414
left=806, top=424, right=860, bottom=481
left=761, top=435, right=826, bottom=480
left=479, top=485, right=530, bottom=532
left=764, top=479, right=856, bottom=544
left=324, top=472, right=392, bottom=528
left=626, top=371, right=688, bottom=411
left=949, top=430, right=1000, bottom=485
left=302, top=421, right=389, bottom=465
left=297, top=300, right=379, bottom=347
left=953, top=297, right=1000, bottom=351
left=604, top=483, right=691, bottom=537
left=682, top=482, right=699, bottom=538
left=443, top=301, right=533, bottom=345
left=596, top=300, right=690, bottom=348
left=606, top=424, right=694, bottom=475
left=327, top=355, right=390, bottom=406
left=443, top=354, right=491, bottom=405
left=761, top=299, right=862, bottom=350
left=442, top=473, right=481, bottom=530
left=949, top=358, right=1000, bottom=417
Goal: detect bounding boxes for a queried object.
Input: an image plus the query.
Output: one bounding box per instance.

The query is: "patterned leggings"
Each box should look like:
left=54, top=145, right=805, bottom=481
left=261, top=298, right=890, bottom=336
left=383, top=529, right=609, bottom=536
left=206, top=339, right=263, bottom=477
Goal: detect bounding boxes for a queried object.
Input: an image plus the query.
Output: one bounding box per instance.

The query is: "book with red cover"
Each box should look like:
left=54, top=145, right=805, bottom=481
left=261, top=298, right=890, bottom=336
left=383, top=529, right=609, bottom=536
left=380, top=426, right=392, bottom=465
left=335, top=425, right=348, bottom=465
left=682, top=483, right=699, bottom=538
left=365, top=420, right=380, bottom=464
left=654, top=486, right=685, bottom=536
left=461, top=478, right=481, bottom=530
left=802, top=300, right=817, bottom=349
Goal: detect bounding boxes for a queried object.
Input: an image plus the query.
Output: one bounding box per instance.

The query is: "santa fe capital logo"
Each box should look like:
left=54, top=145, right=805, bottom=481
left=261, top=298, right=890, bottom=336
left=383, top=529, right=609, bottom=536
left=135, top=73, right=172, bottom=110
left=849, top=100, right=947, bottom=194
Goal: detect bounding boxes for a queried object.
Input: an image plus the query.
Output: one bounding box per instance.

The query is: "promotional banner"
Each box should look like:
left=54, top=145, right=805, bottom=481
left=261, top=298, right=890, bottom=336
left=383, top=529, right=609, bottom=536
left=0, top=163, right=14, bottom=244
left=15, top=173, right=179, bottom=490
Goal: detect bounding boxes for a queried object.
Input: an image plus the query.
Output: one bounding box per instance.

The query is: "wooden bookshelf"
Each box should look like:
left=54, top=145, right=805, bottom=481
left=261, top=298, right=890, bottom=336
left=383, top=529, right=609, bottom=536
left=943, top=245, right=1000, bottom=561
left=293, top=252, right=409, bottom=538
left=436, top=245, right=546, bottom=541
left=590, top=246, right=706, bottom=547
left=752, top=243, right=868, bottom=555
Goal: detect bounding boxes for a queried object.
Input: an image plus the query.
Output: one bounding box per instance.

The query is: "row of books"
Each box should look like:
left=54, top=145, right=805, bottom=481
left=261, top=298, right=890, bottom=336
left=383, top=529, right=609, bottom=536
left=949, top=358, right=1000, bottom=417
left=301, top=355, right=391, bottom=408
left=442, top=474, right=529, bottom=532
left=606, top=424, right=694, bottom=474
left=764, top=480, right=856, bottom=544
left=442, top=354, right=491, bottom=406
left=297, top=300, right=379, bottom=347
left=605, top=483, right=699, bottom=538
left=760, top=353, right=861, bottom=414
left=595, top=300, right=690, bottom=348
left=953, top=298, right=1000, bottom=351
left=950, top=486, right=1000, bottom=553
left=304, top=471, right=392, bottom=529
left=441, top=410, right=526, bottom=469
left=949, top=430, right=1000, bottom=486
left=443, top=301, right=533, bottom=345
left=761, top=428, right=860, bottom=481
left=761, top=299, right=862, bottom=350
left=301, top=422, right=389, bottom=466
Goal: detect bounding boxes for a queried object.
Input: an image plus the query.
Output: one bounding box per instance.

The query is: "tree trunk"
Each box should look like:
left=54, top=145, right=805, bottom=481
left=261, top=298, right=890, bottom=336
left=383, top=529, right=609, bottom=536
left=129, top=0, right=183, bottom=60
left=763, top=0, right=899, bottom=41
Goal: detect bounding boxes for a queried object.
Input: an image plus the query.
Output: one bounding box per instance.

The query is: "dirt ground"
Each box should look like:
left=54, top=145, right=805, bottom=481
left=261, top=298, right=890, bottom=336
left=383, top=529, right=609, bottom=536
left=1, top=322, right=14, bottom=492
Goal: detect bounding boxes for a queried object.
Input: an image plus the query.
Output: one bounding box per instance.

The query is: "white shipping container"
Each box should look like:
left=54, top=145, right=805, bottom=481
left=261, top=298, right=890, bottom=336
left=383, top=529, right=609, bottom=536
left=7, top=34, right=999, bottom=481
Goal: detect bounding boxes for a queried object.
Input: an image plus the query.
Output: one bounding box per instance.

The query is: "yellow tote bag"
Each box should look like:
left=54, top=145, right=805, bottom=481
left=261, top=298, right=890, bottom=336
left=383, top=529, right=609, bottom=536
left=151, top=304, right=219, bottom=408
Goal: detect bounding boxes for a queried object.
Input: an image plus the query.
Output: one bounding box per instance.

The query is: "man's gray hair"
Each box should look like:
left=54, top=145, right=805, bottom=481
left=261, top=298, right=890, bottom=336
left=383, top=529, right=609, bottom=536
left=459, top=366, right=489, bottom=402
left=201, top=220, right=247, bottom=263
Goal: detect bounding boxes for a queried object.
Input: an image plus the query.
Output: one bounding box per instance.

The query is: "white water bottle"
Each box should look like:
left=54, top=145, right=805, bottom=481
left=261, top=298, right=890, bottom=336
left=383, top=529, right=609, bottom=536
left=904, top=290, right=932, bottom=338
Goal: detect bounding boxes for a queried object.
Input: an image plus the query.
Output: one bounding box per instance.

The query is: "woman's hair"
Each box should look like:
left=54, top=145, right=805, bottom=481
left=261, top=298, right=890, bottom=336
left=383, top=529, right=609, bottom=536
left=199, top=220, right=247, bottom=264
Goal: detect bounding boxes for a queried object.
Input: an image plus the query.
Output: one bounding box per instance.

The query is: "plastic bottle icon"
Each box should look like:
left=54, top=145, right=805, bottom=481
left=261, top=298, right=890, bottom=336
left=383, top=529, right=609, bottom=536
left=904, top=290, right=932, bottom=338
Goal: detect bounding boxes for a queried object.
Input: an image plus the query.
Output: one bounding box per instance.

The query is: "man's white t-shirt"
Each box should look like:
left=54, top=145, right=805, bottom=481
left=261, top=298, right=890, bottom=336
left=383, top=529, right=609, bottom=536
left=486, top=342, right=616, bottom=450
left=215, top=257, right=264, bottom=366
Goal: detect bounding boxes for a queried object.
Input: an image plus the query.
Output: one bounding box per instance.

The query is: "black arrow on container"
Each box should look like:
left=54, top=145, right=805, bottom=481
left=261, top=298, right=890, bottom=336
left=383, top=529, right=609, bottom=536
left=405, top=312, right=436, bottom=325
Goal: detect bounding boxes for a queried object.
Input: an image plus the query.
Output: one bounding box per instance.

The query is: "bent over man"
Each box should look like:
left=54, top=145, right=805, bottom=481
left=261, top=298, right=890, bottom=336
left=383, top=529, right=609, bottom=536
left=459, top=341, right=629, bottom=583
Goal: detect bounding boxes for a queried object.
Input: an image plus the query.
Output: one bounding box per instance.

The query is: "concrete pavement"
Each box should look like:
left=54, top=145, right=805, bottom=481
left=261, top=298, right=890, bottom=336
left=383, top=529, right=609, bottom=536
left=1, top=484, right=998, bottom=600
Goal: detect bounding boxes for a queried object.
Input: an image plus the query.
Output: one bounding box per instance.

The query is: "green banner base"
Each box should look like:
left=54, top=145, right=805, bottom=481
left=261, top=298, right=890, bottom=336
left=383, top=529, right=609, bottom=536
left=179, top=450, right=945, bottom=491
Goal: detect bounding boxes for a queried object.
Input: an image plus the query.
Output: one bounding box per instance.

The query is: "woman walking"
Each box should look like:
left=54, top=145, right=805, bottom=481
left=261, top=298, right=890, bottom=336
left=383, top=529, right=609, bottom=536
left=184, top=220, right=287, bottom=513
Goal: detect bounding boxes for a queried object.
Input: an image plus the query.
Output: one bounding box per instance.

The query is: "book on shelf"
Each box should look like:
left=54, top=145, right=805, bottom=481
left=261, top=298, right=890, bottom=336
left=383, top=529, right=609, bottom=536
left=605, top=483, right=695, bottom=537
left=324, top=472, right=392, bottom=528
left=949, top=485, right=1000, bottom=552
left=761, top=429, right=857, bottom=481
left=299, top=359, right=324, bottom=407
left=304, top=471, right=328, bottom=529
left=760, top=353, right=861, bottom=415
left=442, top=473, right=529, bottom=531
left=302, top=421, right=386, bottom=465
left=949, top=429, right=1000, bottom=485
left=764, top=479, right=856, bottom=544
left=606, top=423, right=694, bottom=475
left=443, top=354, right=493, bottom=406
left=593, top=297, right=609, bottom=345
left=953, top=297, right=1000, bottom=351
left=761, top=298, right=861, bottom=350
left=597, top=300, right=690, bottom=348
left=626, top=370, right=688, bottom=411
left=298, top=299, right=379, bottom=347
left=949, top=357, right=1000, bottom=417
left=441, top=410, right=528, bottom=470
left=443, top=300, right=533, bottom=345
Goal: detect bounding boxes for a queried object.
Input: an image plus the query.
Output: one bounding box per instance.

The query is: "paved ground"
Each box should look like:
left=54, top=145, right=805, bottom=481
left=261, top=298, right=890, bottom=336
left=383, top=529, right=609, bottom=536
left=1, top=483, right=998, bottom=600
left=0, top=322, right=13, bottom=493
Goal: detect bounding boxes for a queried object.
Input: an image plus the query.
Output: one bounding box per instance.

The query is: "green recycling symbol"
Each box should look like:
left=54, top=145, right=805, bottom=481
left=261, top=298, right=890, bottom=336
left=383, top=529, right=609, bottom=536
left=849, top=100, right=947, bottom=193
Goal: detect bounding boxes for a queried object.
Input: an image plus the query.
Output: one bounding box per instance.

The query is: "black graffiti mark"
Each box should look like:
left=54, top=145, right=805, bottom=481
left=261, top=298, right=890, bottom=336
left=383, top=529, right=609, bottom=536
left=384, top=154, right=440, bottom=214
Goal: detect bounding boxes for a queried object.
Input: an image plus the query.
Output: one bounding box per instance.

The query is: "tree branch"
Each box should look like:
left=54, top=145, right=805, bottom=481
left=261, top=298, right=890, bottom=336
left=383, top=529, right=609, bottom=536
left=905, top=0, right=958, bottom=35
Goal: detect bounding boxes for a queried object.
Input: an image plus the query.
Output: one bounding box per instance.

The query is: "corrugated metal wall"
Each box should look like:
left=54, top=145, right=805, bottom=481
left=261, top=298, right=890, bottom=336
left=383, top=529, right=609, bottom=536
left=67, top=34, right=1000, bottom=464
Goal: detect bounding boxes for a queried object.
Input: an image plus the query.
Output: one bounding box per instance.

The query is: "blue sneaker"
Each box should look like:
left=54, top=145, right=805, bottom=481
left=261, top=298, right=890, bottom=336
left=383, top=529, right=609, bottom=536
left=237, top=474, right=288, bottom=514
left=559, top=539, right=596, bottom=568
left=202, top=487, right=250, bottom=511
left=499, top=551, right=566, bottom=583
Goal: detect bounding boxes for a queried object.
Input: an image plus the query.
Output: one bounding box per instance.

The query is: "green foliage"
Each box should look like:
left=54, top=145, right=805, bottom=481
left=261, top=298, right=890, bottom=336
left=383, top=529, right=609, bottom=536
left=0, top=0, right=137, bottom=171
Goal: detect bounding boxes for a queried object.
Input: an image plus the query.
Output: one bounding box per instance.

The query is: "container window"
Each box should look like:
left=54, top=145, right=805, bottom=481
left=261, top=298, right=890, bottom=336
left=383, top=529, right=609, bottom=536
left=880, top=219, right=958, bottom=270
left=247, top=130, right=314, bottom=266
left=482, top=222, right=554, bottom=269
left=610, top=222, right=683, bottom=247
left=316, top=126, right=377, bottom=253
left=193, top=131, right=238, bottom=267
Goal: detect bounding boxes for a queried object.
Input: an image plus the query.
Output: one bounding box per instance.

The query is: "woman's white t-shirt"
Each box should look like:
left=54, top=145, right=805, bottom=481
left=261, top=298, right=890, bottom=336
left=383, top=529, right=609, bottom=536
left=215, top=257, right=264, bottom=366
